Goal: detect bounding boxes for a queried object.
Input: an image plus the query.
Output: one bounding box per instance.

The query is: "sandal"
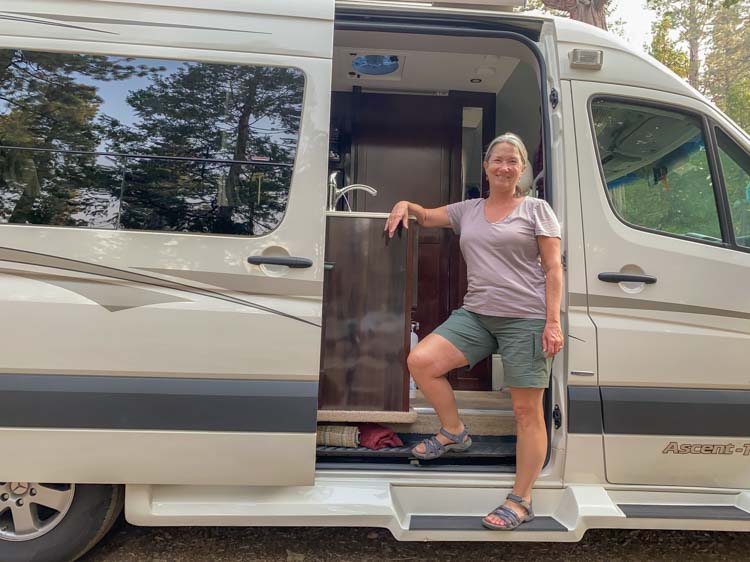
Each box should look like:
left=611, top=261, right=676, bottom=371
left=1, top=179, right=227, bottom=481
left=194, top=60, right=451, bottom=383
left=411, top=426, right=472, bottom=460
left=482, top=493, right=535, bottom=531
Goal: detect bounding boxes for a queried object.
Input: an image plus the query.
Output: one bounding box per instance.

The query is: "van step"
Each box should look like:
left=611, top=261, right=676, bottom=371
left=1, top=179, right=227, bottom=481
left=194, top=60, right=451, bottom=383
left=409, top=515, right=568, bottom=532
left=316, top=434, right=515, bottom=458
left=619, top=504, right=750, bottom=520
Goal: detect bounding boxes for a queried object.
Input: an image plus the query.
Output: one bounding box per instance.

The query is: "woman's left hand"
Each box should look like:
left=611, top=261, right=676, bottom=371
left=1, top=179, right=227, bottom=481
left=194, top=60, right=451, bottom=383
left=542, top=321, right=564, bottom=358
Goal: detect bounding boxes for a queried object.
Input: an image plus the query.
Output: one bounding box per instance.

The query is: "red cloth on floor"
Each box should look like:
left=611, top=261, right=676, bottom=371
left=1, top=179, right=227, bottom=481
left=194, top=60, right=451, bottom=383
left=358, top=423, right=403, bottom=450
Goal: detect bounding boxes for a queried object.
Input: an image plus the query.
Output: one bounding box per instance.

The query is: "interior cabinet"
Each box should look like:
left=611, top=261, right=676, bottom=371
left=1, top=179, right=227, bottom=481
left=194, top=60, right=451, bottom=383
left=319, top=213, right=418, bottom=412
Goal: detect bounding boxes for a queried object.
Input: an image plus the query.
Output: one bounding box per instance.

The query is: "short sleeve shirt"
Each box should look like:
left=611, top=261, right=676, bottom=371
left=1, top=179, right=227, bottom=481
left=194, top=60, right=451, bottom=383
left=446, top=196, right=561, bottom=319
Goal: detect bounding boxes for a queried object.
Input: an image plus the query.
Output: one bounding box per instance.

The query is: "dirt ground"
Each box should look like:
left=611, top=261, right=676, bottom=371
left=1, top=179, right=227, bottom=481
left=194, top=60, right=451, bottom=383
left=81, top=518, right=750, bottom=561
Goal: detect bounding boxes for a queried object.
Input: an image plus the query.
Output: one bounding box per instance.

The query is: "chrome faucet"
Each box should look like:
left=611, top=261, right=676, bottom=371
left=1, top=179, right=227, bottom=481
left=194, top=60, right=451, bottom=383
left=327, top=172, right=378, bottom=211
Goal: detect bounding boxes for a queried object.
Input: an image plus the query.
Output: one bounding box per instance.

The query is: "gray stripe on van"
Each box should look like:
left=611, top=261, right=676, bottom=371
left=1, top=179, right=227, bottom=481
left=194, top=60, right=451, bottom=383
left=569, top=292, right=750, bottom=321
left=0, top=13, right=117, bottom=34
left=567, top=386, right=603, bottom=434
left=0, top=374, right=317, bottom=433
left=601, top=387, right=750, bottom=437
left=568, top=386, right=750, bottom=437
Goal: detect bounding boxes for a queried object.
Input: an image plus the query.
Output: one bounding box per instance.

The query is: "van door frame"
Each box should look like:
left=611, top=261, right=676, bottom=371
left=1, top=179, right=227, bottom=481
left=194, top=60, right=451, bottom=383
left=323, top=8, right=562, bottom=469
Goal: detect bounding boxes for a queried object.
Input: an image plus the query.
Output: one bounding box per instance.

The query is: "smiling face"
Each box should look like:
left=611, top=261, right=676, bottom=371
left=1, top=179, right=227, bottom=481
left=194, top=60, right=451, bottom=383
left=483, top=142, right=526, bottom=196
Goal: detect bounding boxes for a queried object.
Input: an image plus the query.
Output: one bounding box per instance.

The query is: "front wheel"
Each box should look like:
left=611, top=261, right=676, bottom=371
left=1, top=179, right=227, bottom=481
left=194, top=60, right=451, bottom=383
left=0, top=482, right=123, bottom=562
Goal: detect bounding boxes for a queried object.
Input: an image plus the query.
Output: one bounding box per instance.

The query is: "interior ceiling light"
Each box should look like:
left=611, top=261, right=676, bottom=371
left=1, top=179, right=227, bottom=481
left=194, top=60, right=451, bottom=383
left=352, top=55, right=400, bottom=76
left=470, top=78, right=482, bottom=83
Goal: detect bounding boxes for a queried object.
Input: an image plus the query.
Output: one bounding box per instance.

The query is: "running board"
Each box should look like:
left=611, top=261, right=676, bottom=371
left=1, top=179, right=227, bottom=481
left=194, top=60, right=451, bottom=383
left=410, top=515, right=567, bottom=532
left=619, top=504, right=750, bottom=521
left=124, top=482, right=750, bottom=541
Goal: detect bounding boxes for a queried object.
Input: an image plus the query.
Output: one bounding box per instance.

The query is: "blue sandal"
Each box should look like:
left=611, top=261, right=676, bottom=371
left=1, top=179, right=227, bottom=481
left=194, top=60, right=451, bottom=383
left=482, top=494, right=535, bottom=530
left=411, top=426, right=472, bottom=460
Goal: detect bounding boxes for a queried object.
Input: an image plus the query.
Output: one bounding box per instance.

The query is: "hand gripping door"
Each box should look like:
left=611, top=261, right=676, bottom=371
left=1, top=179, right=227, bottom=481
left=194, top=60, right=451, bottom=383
left=0, top=0, right=334, bottom=486
left=571, top=80, right=750, bottom=489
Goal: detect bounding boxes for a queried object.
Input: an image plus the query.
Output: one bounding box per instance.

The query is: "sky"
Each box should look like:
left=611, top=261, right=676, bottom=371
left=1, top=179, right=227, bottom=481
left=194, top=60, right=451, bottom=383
left=610, top=1, right=657, bottom=52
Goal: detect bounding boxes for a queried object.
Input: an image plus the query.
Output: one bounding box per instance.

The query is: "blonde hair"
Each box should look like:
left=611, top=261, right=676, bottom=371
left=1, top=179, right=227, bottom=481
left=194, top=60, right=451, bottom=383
left=484, top=132, right=530, bottom=196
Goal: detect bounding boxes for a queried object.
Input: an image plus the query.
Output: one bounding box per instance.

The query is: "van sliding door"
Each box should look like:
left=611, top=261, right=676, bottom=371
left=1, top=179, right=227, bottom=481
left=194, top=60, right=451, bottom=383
left=0, top=0, right=334, bottom=486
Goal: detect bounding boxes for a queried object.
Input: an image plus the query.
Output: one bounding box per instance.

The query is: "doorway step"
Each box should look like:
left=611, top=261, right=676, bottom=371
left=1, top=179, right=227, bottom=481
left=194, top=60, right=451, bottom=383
left=391, top=390, right=515, bottom=436
left=316, top=433, right=516, bottom=464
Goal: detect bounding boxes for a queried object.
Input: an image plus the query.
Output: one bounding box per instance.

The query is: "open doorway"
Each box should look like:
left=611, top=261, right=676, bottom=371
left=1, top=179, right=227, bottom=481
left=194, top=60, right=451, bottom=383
left=318, top=20, right=549, bottom=468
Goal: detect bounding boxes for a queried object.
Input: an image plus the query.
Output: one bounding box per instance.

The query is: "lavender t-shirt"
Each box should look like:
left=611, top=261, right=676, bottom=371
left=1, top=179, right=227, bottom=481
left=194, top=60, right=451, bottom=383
left=446, top=197, right=561, bottom=319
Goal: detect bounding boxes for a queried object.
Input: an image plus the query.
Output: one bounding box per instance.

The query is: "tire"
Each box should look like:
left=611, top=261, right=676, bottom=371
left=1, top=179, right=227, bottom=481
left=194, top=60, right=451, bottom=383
left=0, top=483, right=124, bottom=562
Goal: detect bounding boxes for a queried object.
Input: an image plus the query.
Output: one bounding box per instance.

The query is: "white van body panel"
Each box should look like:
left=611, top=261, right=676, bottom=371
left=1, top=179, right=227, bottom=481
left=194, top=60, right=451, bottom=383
left=553, top=17, right=697, bottom=98
left=0, top=430, right=314, bottom=486
left=0, top=0, right=749, bottom=538
left=123, top=478, right=750, bottom=538
left=571, top=79, right=750, bottom=489
left=572, top=80, right=750, bottom=393
left=0, top=0, right=335, bottom=486
left=0, top=0, right=333, bottom=59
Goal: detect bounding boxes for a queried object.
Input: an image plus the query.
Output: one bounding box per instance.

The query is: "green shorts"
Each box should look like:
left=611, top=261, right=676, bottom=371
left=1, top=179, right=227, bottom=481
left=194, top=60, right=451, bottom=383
left=433, top=308, right=551, bottom=389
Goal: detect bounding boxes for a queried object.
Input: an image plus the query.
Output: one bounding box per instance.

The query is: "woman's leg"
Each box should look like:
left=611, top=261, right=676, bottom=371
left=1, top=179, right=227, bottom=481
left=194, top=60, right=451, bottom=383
left=484, top=387, right=546, bottom=527
left=407, top=333, right=470, bottom=452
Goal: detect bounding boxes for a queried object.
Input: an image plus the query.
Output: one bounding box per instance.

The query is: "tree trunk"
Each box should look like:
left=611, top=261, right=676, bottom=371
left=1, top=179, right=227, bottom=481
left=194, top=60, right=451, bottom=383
left=687, top=35, right=701, bottom=89
left=685, top=1, right=701, bottom=89
left=541, top=0, right=609, bottom=30
left=218, top=83, right=256, bottom=233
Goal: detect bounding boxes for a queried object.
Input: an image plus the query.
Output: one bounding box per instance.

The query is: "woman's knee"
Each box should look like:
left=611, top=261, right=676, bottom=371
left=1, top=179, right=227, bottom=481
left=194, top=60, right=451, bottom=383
left=407, top=347, right=444, bottom=381
left=407, top=348, right=430, bottom=377
left=513, top=401, right=544, bottom=429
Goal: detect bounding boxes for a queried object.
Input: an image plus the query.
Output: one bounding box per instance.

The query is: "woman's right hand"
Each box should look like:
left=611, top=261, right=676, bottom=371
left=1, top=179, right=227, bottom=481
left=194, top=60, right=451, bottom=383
left=384, top=200, right=410, bottom=238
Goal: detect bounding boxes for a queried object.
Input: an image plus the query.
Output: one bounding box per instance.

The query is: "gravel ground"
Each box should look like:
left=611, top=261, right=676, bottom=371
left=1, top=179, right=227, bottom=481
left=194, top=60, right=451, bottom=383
left=81, top=518, right=750, bottom=561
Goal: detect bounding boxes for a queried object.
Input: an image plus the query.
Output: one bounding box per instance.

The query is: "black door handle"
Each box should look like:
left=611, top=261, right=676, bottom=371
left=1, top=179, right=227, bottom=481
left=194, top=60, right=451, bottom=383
left=598, top=272, right=657, bottom=284
left=247, top=256, right=313, bottom=268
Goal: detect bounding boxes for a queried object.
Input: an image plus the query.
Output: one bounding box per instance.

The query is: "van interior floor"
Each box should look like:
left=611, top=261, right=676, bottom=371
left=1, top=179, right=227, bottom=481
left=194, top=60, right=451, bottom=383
left=316, top=390, right=518, bottom=467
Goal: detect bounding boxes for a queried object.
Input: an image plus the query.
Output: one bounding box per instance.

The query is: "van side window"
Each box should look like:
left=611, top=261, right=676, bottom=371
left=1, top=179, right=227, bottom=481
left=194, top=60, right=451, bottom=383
left=591, top=98, right=723, bottom=243
left=715, top=128, right=750, bottom=249
left=0, top=49, right=304, bottom=236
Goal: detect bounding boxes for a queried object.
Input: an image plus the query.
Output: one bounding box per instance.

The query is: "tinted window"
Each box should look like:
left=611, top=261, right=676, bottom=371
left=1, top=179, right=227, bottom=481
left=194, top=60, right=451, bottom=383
left=591, top=99, right=723, bottom=243
left=716, top=129, right=750, bottom=249
left=0, top=49, right=304, bottom=235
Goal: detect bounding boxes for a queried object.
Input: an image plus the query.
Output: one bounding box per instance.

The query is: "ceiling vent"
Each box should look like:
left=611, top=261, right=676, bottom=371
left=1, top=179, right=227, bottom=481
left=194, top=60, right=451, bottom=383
left=348, top=53, right=406, bottom=81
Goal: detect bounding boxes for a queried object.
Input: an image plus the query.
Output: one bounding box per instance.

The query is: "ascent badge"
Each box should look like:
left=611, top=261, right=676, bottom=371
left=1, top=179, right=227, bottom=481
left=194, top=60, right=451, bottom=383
left=662, top=442, right=750, bottom=455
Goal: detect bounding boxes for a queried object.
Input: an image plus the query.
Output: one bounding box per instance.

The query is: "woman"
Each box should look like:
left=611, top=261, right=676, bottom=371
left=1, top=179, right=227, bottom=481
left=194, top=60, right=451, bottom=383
left=384, top=133, right=563, bottom=531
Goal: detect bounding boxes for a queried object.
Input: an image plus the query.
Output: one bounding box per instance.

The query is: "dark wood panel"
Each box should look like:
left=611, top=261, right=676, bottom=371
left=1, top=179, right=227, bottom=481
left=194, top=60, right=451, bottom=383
left=330, top=91, right=498, bottom=393
left=353, top=94, right=455, bottom=214
left=352, top=93, right=457, bottom=379
left=319, top=217, right=417, bottom=412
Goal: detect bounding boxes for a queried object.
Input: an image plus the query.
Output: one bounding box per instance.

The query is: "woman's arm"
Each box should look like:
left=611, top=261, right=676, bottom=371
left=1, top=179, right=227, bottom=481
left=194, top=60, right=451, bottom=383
left=385, top=200, right=451, bottom=238
left=538, top=235, right=563, bottom=357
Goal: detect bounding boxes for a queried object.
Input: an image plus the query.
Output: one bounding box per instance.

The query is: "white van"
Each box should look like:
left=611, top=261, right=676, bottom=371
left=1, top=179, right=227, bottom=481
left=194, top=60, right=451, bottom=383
left=1, top=0, right=749, bottom=559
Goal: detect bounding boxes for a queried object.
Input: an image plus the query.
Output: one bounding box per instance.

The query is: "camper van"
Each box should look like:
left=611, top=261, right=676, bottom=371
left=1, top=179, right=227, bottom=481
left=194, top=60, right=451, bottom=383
left=1, top=0, right=749, bottom=559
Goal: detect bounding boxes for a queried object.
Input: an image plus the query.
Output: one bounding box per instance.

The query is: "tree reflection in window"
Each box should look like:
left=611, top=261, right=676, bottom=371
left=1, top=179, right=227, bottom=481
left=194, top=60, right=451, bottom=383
left=0, top=49, right=304, bottom=235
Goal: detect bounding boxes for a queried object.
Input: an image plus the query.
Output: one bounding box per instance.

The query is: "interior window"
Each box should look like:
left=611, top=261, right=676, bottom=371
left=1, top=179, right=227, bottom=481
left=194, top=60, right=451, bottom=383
left=0, top=49, right=304, bottom=235
left=716, top=128, right=750, bottom=249
left=591, top=98, right=723, bottom=243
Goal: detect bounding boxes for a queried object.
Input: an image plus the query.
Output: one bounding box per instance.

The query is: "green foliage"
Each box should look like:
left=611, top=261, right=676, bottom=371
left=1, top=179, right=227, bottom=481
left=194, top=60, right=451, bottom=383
left=704, top=2, right=750, bottom=131
left=725, top=79, right=750, bottom=131
left=648, top=14, right=690, bottom=78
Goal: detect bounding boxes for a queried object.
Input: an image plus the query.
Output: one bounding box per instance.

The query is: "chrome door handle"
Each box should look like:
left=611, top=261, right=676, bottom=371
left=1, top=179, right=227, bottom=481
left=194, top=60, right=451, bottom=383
left=598, top=272, right=657, bottom=284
